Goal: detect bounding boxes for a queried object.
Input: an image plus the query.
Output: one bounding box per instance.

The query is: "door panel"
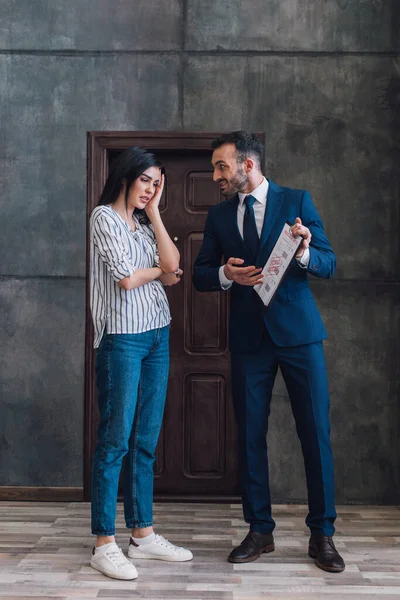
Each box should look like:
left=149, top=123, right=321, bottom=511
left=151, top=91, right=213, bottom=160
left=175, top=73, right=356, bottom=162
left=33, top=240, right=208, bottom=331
left=183, top=373, right=227, bottom=479
left=185, top=233, right=228, bottom=354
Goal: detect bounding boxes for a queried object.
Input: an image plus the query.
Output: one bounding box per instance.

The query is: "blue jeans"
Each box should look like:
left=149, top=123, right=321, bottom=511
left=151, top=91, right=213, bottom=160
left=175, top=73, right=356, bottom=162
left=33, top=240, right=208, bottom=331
left=91, top=326, right=169, bottom=535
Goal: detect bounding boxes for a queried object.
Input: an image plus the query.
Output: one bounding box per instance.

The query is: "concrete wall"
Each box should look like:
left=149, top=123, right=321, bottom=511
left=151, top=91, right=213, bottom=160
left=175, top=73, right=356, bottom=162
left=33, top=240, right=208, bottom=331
left=0, top=1, right=398, bottom=502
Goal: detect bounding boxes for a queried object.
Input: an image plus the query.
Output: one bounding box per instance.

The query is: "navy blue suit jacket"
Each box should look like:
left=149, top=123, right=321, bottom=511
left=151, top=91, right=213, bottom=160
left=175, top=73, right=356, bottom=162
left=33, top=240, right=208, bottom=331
left=193, top=180, right=336, bottom=352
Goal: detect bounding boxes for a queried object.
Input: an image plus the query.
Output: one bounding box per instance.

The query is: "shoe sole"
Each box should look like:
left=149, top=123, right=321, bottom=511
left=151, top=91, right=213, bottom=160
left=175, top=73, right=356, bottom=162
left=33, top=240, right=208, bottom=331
left=308, top=549, right=345, bottom=573
left=128, top=551, right=193, bottom=562
left=90, top=561, right=138, bottom=580
left=228, top=543, right=275, bottom=563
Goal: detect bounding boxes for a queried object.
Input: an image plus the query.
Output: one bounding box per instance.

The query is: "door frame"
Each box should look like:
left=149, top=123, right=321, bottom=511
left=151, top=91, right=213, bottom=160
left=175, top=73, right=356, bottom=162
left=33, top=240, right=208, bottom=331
left=84, top=131, right=265, bottom=501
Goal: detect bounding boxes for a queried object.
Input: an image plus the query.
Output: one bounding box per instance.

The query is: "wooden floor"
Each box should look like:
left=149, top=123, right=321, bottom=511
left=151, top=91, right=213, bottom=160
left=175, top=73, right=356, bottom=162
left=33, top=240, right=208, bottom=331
left=0, top=502, right=399, bottom=599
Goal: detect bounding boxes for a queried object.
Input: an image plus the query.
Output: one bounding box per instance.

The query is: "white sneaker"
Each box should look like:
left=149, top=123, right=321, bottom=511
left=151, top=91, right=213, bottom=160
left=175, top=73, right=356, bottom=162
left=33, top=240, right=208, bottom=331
left=128, top=534, right=193, bottom=562
left=90, top=542, right=138, bottom=580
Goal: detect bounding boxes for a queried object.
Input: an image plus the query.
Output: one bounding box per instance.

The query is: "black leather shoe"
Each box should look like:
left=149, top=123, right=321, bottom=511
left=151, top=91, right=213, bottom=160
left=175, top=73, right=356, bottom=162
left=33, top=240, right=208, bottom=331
left=228, top=531, right=275, bottom=563
left=309, top=534, right=345, bottom=572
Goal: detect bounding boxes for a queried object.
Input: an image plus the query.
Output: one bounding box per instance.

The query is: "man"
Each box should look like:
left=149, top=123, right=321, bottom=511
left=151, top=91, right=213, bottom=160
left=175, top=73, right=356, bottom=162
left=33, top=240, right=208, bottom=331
left=193, top=131, right=344, bottom=573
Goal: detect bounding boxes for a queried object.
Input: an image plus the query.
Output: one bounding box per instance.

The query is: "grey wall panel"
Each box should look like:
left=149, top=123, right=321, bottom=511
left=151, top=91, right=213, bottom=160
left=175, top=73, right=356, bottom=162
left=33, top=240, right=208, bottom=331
left=316, top=282, right=399, bottom=504
left=243, top=55, right=398, bottom=282
left=0, top=54, right=181, bottom=277
left=183, top=55, right=398, bottom=281
left=0, top=0, right=182, bottom=50
left=183, top=57, right=247, bottom=130
left=186, top=0, right=395, bottom=52
left=0, top=278, right=85, bottom=486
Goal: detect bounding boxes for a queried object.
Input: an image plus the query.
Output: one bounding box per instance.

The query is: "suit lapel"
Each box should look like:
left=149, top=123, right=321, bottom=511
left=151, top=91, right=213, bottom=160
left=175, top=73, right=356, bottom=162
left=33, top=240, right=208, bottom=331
left=257, top=180, right=284, bottom=262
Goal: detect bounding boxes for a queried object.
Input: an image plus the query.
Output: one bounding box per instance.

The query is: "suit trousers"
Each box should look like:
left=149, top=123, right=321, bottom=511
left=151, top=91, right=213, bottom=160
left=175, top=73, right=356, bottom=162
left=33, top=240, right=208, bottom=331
left=231, top=327, right=336, bottom=536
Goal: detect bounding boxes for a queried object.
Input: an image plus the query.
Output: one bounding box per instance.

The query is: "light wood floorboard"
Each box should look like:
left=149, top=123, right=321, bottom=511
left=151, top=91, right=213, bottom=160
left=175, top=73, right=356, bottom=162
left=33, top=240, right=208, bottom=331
left=0, top=502, right=399, bottom=599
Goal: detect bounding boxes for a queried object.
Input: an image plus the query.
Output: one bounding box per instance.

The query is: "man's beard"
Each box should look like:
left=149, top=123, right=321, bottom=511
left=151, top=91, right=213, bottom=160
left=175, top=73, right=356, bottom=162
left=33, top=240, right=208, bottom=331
left=220, top=166, right=248, bottom=196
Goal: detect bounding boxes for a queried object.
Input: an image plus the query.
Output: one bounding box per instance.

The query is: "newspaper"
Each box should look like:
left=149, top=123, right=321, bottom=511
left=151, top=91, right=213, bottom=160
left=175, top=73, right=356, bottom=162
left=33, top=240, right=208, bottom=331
left=255, top=222, right=302, bottom=307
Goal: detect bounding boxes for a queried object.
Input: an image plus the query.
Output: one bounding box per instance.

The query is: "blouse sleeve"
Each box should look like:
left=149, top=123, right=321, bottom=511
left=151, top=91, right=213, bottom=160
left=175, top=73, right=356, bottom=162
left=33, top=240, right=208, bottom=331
left=141, top=221, right=160, bottom=266
left=90, top=211, right=136, bottom=282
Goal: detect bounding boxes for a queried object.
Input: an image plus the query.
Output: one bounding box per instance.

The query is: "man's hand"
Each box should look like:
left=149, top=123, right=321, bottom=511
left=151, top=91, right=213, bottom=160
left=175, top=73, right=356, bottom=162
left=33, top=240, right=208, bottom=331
left=158, top=268, right=183, bottom=286
left=223, top=258, right=264, bottom=286
left=291, top=218, right=312, bottom=258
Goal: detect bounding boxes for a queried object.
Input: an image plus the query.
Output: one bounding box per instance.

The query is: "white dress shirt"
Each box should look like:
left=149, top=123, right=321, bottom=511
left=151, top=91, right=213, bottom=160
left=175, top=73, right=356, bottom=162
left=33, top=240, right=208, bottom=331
left=219, top=177, right=310, bottom=288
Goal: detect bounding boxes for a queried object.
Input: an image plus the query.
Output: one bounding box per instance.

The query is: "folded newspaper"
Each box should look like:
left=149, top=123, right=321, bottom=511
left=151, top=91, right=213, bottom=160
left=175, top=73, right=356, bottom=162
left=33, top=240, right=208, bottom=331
left=255, top=222, right=302, bottom=307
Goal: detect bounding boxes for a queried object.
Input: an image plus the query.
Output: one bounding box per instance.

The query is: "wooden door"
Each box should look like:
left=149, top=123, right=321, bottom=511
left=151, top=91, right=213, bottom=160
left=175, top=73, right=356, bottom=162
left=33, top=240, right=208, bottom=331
left=85, top=133, right=241, bottom=501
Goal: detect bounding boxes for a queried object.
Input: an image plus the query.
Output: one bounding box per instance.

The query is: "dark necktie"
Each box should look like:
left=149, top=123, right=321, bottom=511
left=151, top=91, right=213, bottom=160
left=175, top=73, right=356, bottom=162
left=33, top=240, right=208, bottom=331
left=243, top=194, right=260, bottom=262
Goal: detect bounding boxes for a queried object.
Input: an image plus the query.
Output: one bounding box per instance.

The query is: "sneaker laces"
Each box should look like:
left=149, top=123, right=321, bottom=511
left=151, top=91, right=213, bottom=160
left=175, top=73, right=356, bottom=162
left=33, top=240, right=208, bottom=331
left=105, top=546, right=130, bottom=568
left=154, top=534, right=182, bottom=553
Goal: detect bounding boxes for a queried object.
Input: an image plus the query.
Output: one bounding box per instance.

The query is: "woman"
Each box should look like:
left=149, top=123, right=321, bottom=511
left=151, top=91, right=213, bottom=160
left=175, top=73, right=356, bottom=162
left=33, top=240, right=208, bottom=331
left=89, top=146, right=193, bottom=580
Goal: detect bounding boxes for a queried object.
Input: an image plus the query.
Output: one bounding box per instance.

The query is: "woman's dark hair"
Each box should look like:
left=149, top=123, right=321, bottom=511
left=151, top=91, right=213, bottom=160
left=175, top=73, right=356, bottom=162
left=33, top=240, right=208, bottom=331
left=98, top=146, right=164, bottom=223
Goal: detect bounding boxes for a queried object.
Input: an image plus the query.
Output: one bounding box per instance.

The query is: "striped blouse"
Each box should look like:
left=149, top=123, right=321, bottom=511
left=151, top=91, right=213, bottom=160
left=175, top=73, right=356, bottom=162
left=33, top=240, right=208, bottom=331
left=89, top=205, right=171, bottom=348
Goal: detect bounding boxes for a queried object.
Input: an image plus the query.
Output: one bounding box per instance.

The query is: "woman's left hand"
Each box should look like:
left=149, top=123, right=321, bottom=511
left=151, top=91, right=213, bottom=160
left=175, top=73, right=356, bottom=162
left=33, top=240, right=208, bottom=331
left=158, top=268, right=183, bottom=286
left=145, top=173, right=165, bottom=216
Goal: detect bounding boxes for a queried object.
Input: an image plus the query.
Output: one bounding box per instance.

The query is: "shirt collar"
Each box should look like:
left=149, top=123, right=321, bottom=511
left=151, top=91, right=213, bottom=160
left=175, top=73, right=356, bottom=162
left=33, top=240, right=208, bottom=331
left=238, top=177, right=269, bottom=206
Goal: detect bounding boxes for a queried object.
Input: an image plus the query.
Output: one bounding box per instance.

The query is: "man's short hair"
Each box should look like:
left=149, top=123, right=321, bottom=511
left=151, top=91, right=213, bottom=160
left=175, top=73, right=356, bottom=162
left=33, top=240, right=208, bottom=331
left=211, top=131, right=264, bottom=169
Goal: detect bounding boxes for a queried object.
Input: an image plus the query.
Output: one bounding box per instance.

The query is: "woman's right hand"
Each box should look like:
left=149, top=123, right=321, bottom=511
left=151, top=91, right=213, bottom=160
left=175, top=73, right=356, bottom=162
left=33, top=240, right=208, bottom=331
left=145, top=173, right=165, bottom=216
left=158, top=268, right=183, bottom=286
